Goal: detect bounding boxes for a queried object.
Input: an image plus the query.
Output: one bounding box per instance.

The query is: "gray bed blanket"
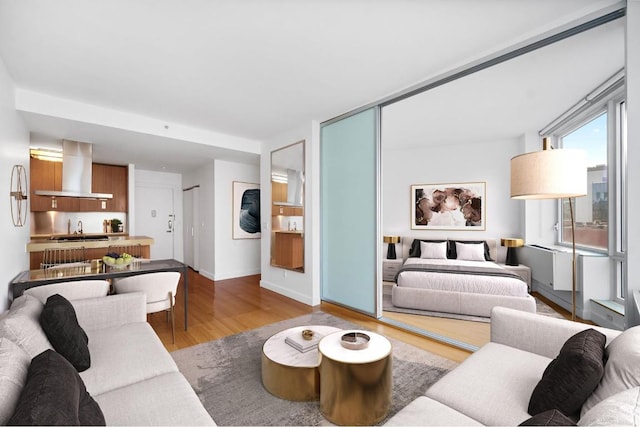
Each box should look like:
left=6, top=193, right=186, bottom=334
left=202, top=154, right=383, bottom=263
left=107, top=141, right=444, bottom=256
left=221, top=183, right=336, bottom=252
left=394, top=261, right=525, bottom=283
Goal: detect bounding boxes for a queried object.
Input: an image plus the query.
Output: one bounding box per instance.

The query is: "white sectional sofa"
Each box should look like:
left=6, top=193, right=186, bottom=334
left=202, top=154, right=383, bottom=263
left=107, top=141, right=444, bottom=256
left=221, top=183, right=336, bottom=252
left=0, top=292, right=215, bottom=426
left=385, top=306, right=640, bottom=426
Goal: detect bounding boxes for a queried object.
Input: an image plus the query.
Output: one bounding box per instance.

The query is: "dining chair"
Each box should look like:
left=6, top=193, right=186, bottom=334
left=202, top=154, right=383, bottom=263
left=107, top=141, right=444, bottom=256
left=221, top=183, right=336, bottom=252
left=112, top=272, right=180, bottom=343
left=24, top=280, right=110, bottom=304
left=41, top=247, right=87, bottom=269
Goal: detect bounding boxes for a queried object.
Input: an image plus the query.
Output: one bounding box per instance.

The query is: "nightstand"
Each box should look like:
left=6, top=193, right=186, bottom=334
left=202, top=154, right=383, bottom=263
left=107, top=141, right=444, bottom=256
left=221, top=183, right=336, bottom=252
left=382, top=259, right=403, bottom=282
left=499, top=263, right=532, bottom=291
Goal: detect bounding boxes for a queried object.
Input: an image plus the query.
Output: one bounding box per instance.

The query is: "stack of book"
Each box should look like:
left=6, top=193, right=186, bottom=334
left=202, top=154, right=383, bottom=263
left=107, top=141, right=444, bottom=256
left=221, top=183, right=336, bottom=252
left=285, top=331, right=324, bottom=353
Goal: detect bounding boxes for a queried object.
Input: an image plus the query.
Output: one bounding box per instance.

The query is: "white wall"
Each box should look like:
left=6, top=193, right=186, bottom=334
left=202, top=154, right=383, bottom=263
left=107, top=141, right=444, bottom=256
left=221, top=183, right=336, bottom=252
left=214, top=159, right=261, bottom=280
left=183, top=162, right=215, bottom=280
left=260, top=122, right=320, bottom=306
left=0, top=56, right=30, bottom=311
left=382, top=137, right=525, bottom=263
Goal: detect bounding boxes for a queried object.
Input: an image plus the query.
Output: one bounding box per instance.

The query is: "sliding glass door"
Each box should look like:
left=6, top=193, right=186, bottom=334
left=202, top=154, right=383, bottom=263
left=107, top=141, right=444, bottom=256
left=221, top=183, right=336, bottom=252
left=320, top=107, right=379, bottom=315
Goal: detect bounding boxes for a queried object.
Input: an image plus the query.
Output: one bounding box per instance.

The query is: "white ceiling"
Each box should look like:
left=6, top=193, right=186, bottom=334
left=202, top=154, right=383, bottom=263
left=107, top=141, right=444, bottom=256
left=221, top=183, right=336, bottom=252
left=0, top=0, right=625, bottom=173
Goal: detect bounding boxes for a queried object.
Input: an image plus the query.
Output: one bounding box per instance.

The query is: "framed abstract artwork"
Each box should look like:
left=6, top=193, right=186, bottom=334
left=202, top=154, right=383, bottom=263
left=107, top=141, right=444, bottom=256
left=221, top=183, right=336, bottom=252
left=232, top=181, right=261, bottom=239
left=411, top=182, right=486, bottom=230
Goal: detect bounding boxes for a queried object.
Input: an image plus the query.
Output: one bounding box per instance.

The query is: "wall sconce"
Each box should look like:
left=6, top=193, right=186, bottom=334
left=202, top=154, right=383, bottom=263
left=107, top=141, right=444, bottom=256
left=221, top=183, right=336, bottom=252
left=383, top=236, right=400, bottom=259
left=10, top=165, right=28, bottom=227
left=500, top=238, right=524, bottom=266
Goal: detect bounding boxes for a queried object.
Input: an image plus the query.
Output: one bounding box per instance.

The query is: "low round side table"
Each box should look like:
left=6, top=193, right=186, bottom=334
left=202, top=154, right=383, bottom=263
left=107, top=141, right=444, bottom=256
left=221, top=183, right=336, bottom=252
left=318, top=330, right=392, bottom=426
left=261, top=325, right=342, bottom=401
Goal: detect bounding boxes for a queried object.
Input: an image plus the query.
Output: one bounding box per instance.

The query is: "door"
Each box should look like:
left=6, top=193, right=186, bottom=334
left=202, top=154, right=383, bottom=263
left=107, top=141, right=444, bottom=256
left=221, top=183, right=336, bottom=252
left=183, top=186, right=200, bottom=270
left=320, top=107, right=379, bottom=315
left=135, top=185, right=175, bottom=260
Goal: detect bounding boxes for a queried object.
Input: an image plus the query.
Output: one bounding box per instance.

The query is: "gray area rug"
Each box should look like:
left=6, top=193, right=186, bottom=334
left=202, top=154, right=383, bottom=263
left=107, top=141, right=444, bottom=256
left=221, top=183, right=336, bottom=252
left=382, top=283, right=565, bottom=322
left=171, top=312, right=457, bottom=426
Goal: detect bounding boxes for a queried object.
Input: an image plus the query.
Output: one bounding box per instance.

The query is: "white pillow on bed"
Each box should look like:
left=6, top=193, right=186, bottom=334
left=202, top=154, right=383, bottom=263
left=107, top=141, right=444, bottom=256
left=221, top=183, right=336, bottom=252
left=420, top=241, right=448, bottom=259
left=455, top=242, right=486, bottom=261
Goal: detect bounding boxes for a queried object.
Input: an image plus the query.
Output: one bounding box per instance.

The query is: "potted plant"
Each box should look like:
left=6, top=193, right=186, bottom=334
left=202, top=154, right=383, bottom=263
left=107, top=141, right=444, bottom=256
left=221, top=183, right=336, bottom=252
left=110, top=218, right=123, bottom=233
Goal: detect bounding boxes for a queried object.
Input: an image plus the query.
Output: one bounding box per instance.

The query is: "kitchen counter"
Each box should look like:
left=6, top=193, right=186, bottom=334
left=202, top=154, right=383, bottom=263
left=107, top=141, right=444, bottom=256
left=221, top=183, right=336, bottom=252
left=27, top=235, right=154, bottom=252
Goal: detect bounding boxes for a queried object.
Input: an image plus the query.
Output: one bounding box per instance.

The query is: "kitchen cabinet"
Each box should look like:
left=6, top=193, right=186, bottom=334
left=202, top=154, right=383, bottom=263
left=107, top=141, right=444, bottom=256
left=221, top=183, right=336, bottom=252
left=272, top=182, right=303, bottom=216
left=273, top=231, right=303, bottom=270
left=30, top=158, right=127, bottom=212
left=29, top=157, right=79, bottom=212
left=78, top=164, right=128, bottom=212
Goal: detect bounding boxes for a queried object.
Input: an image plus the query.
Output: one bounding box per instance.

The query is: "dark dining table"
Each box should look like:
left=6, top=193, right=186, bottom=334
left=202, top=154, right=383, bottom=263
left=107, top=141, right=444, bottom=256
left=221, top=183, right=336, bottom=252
left=9, top=259, right=190, bottom=330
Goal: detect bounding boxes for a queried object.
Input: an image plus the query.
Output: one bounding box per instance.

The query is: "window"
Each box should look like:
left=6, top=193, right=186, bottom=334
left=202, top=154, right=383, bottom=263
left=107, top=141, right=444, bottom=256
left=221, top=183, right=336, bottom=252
left=544, top=74, right=626, bottom=302
left=560, top=112, right=608, bottom=251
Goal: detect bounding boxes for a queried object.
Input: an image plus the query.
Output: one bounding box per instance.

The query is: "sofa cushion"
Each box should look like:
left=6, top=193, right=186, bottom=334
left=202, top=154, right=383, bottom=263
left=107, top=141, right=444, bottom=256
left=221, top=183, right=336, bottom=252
left=577, top=386, right=640, bottom=426
left=425, top=342, right=552, bottom=426
left=80, top=322, right=178, bottom=395
left=8, top=349, right=105, bottom=426
left=580, top=325, right=640, bottom=417
left=383, top=395, right=483, bottom=426
left=94, top=372, right=215, bottom=426
left=519, top=409, right=576, bottom=426
left=529, top=328, right=606, bottom=418
left=25, top=280, right=110, bottom=304
left=0, top=294, right=52, bottom=357
left=40, top=294, right=91, bottom=372
left=0, top=338, right=31, bottom=425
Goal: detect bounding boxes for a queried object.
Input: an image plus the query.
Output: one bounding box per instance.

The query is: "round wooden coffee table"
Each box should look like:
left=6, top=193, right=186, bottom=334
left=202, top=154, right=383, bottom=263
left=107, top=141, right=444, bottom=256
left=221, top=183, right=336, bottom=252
left=261, top=325, right=342, bottom=401
left=318, top=330, right=392, bottom=425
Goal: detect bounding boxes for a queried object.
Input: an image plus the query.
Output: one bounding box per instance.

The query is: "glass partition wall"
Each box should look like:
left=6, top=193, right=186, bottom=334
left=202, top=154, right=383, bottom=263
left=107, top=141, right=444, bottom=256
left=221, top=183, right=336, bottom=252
left=320, top=10, right=625, bottom=350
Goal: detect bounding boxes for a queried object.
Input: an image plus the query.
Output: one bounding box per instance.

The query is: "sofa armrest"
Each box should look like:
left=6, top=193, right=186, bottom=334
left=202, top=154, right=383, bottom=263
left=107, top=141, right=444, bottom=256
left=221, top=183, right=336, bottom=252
left=71, top=292, right=146, bottom=331
left=490, top=306, right=621, bottom=359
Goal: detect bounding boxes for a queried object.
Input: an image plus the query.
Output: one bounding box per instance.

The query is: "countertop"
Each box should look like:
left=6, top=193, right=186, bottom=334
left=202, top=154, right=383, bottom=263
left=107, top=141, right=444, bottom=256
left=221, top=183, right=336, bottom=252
left=27, top=235, right=155, bottom=252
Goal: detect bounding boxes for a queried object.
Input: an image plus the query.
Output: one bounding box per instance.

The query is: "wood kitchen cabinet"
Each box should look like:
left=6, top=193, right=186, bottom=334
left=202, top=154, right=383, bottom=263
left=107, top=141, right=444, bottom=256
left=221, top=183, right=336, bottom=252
left=271, top=181, right=303, bottom=216
left=79, top=164, right=128, bottom=212
left=30, top=158, right=127, bottom=212
left=29, top=157, right=79, bottom=212
left=273, top=231, right=304, bottom=270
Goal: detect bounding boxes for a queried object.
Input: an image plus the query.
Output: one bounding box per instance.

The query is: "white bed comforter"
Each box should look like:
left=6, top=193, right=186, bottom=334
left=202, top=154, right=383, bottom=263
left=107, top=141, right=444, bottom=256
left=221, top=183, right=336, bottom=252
left=397, top=258, right=528, bottom=297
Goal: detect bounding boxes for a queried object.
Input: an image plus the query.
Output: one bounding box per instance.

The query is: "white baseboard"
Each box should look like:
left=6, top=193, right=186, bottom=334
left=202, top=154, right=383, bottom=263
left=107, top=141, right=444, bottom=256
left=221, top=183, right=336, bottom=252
left=260, top=279, right=314, bottom=306
left=213, top=268, right=261, bottom=281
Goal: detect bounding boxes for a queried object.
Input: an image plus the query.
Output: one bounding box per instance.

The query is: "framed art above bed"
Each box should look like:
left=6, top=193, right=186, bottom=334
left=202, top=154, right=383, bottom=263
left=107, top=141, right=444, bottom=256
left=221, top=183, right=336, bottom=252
left=411, top=182, right=486, bottom=230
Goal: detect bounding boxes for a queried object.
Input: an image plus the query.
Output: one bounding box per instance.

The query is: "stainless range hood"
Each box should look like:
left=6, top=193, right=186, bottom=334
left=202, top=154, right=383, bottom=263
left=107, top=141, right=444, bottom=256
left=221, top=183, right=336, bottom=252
left=34, top=140, right=113, bottom=199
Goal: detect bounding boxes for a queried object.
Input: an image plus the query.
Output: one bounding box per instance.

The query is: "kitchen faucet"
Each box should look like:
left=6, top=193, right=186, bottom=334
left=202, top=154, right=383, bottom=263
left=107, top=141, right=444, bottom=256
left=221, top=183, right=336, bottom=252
left=77, top=220, right=83, bottom=234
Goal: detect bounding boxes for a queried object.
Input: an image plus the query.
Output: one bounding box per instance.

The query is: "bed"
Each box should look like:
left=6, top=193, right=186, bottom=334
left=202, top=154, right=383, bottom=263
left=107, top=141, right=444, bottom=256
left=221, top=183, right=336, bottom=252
left=391, top=238, right=536, bottom=317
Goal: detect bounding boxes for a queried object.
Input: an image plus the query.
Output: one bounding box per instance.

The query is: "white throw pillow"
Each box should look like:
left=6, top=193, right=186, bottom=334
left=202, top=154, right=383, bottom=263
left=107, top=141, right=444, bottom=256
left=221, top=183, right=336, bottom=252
left=581, top=325, right=640, bottom=417
left=455, top=242, right=485, bottom=261
left=420, top=241, right=448, bottom=259
left=0, top=294, right=52, bottom=357
left=578, top=387, right=640, bottom=426
left=0, top=337, right=31, bottom=425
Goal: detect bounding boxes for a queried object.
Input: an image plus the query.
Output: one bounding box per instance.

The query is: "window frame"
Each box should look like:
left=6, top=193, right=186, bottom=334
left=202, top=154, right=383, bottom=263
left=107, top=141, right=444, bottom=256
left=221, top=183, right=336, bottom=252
left=543, top=83, right=626, bottom=303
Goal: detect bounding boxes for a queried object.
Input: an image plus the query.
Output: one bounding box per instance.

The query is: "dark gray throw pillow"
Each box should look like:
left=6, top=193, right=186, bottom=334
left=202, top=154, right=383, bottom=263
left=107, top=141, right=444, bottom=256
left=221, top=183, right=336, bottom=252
left=519, top=409, right=576, bottom=426
left=528, top=328, right=606, bottom=418
left=8, top=349, right=105, bottom=426
left=39, top=294, right=91, bottom=372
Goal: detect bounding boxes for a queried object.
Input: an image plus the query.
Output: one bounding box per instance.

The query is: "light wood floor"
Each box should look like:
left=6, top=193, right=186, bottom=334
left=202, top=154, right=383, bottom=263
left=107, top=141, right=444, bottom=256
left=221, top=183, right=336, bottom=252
left=149, top=270, right=575, bottom=363
left=149, top=269, right=476, bottom=362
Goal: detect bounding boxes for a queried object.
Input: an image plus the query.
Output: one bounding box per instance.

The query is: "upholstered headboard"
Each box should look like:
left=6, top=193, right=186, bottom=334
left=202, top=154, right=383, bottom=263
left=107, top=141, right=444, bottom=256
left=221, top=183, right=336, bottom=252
left=399, top=237, right=498, bottom=262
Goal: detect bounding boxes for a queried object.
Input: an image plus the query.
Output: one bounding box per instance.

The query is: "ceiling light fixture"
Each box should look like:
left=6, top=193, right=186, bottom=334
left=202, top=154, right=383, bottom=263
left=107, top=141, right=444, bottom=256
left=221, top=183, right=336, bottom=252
left=29, top=148, right=63, bottom=162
